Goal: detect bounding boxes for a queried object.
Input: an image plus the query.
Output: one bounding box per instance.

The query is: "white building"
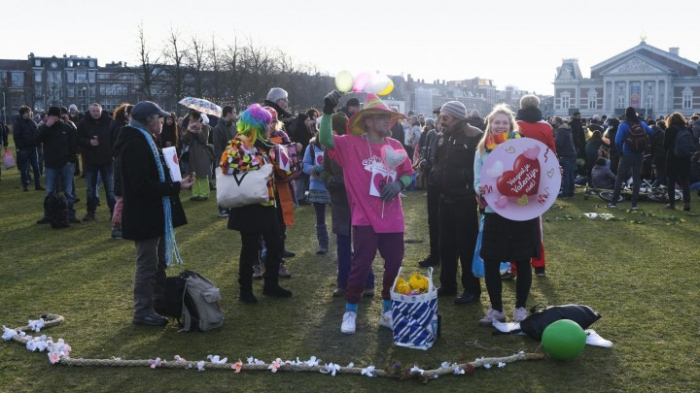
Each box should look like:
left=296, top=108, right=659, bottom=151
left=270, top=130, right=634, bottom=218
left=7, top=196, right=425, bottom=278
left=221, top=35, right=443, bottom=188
left=554, top=41, right=700, bottom=118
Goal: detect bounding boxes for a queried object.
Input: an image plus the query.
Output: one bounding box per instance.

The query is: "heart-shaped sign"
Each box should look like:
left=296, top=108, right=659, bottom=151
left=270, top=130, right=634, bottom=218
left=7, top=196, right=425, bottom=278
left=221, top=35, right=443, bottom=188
left=487, top=160, right=504, bottom=178
left=496, top=152, right=541, bottom=198
left=372, top=172, right=389, bottom=194
left=381, top=145, right=407, bottom=169
left=316, top=154, right=324, bottom=166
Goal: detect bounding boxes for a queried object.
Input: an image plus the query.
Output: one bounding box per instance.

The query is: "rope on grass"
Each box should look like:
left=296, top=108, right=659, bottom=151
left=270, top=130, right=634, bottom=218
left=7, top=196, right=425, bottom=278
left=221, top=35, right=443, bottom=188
left=3, top=314, right=545, bottom=383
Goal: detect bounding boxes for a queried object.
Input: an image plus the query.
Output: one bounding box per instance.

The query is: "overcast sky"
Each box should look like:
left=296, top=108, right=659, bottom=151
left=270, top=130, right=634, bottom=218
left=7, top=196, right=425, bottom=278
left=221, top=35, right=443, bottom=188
left=2, top=0, right=698, bottom=95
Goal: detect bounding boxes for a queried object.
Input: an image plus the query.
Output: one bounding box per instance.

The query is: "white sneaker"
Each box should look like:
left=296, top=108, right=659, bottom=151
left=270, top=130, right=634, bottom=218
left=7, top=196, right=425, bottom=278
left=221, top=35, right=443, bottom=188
left=341, top=311, right=357, bottom=335
left=513, top=307, right=528, bottom=323
left=478, top=308, right=506, bottom=326
left=585, top=329, right=613, bottom=348
left=379, top=310, right=392, bottom=329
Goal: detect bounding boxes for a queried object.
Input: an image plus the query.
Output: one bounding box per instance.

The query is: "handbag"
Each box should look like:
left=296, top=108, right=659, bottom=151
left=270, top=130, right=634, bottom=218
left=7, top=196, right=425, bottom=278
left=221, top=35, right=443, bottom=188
left=216, top=164, right=273, bottom=208
left=3, top=150, right=15, bottom=170
left=390, top=267, right=439, bottom=350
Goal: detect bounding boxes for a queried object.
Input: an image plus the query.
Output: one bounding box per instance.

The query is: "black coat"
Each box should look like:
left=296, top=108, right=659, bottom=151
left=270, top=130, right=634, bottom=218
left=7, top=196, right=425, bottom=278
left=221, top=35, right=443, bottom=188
left=77, top=112, right=116, bottom=165
left=12, top=116, right=38, bottom=150
left=114, top=126, right=186, bottom=241
left=664, top=125, right=691, bottom=177
left=431, top=123, right=483, bottom=201
left=35, top=121, right=77, bottom=168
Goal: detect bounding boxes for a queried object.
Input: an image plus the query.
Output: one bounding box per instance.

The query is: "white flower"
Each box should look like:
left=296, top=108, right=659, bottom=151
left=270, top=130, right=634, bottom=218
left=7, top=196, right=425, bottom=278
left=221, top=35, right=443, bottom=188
left=246, top=356, right=254, bottom=365
left=197, top=361, right=205, bottom=372
left=440, top=362, right=452, bottom=369
left=2, top=326, right=18, bottom=341
left=497, top=362, right=506, bottom=368
left=28, top=319, right=45, bottom=333
left=361, top=365, right=376, bottom=377
left=207, top=355, right=228, bottom=364
left=254, top=359, right=265, bottom=365
left=305, top=356, right=321, bottom=367
left=483, top=363, right=492, bottom=369
left=320, top=363, right=341, bottom=377
left=347, top=362, right=354, bottom=368
left=26, top=339, right=37, bottom=352
left=410, top=365, right=425, bottom=375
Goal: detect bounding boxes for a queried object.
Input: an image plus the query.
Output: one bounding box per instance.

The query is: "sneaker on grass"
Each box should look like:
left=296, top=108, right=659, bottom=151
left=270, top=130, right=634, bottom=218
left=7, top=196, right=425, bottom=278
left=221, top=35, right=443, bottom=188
left=341, top=311, right=357, bottom=334
left=478, top=308, right=506, bottom=326
left=379, top=310, right=392, bottom=329
left=513, top=307, right=528, bottom=323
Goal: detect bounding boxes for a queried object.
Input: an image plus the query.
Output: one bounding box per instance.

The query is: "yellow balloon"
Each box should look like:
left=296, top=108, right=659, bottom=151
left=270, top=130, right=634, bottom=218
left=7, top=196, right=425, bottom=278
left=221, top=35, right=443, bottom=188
left=335, top=70, right=354, bottom=93
left=378, top=79, right=394, bottom=96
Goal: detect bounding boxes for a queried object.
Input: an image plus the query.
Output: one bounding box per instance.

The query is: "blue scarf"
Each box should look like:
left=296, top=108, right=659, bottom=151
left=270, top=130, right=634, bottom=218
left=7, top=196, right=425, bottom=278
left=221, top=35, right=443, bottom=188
left=132, top=123, right=183, bottom=266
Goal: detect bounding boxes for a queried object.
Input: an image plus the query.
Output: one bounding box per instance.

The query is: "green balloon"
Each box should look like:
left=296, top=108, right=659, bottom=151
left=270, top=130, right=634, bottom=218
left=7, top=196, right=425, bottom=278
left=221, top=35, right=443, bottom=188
left=541, top=319, right=587, bottom=360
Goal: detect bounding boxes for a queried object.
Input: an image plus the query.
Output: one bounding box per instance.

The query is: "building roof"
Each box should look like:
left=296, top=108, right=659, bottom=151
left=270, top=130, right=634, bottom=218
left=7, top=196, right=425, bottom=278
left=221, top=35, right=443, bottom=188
left=591, top=41, right=698, bottom=72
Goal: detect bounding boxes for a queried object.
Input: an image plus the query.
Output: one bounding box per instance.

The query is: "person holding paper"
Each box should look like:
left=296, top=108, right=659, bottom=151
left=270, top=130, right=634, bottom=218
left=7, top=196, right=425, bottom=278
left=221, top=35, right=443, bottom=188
left=114, top=101, right=194, bottom=327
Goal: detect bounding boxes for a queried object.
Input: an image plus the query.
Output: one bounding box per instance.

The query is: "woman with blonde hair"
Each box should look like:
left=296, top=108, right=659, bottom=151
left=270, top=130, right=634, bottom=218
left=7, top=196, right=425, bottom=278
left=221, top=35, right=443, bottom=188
left=474, top=104, right=538, bottom=325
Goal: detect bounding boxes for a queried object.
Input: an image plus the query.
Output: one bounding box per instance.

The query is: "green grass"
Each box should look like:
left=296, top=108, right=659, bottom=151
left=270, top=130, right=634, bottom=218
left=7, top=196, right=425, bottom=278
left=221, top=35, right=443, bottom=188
left=1, top=161, right=699, bottom=392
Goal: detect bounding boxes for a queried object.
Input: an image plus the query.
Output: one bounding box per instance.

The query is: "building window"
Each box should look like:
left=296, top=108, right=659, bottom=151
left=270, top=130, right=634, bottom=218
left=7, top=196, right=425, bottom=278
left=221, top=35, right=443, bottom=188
left=66, top=69, right=74, bottom=83
left=682, top=87, right=692, bottom=109
left=11, top=72, right=23, bottom=87
left=588, top=94, right=597, bottom=110
left=76, top=72, right=87, bottom=83
left=561, top=94, right=570, bottom=110
left=645, top=95, right=654, bottom=110
left=34, top=59, right=41, bottom=67
left=35, top=73, right=42, bottom=83
left=48, top=71, right=62, bottom=84
left=67, top=88, right=74, bottom=98
left=88, top=71, right=96, bottom=84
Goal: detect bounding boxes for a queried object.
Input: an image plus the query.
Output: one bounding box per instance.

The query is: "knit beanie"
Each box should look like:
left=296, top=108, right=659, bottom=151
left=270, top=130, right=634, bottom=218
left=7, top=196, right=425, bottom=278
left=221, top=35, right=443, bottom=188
left=440, top=101, right=467, bottom=121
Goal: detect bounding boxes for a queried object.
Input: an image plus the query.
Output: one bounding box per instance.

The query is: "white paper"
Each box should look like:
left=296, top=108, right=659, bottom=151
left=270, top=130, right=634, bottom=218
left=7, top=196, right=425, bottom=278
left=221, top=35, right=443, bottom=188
left=162, top=147, right=182, bottom=182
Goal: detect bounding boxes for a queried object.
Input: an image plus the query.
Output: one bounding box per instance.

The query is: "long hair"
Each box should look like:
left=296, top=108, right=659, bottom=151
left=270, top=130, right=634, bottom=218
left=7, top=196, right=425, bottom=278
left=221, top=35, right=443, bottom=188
left=665, top=112, right=687, bottom=128
left=237, top=104, right=272, bottom=145
left=477, top=103, right=517, bottom=154
left=163, top=111, right=179, bottom=147
left=113, top=103, right=133, bottom=123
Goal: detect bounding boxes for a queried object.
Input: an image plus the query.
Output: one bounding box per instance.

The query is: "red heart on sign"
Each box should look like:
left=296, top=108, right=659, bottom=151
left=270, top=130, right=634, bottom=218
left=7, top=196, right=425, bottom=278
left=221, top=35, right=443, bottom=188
left=372, top=172, right=388, bottom=194
left=316, top=154, right=324, bottom=165
left=496, top=153, right=541, bottom=198
left=173, top=154, right=179, bottom=165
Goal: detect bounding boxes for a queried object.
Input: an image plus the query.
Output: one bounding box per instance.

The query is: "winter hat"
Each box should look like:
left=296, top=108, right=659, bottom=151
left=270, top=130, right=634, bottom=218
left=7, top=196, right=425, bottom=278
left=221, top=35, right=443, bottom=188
left=425, top=117, right=436, bottom=126
left=59, top=106, right=68, bottom=115
left=47, top=107, right=61, bottom=118
left=440, top=101, right=468, bottom=121
left=68, top=104, right=78, bottom=111
left=346, top=98, right=360, bottom=108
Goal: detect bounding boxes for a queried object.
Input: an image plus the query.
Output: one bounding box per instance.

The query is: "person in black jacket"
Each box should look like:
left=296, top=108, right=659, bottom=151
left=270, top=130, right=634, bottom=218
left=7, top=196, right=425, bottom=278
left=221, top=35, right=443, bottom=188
left=0, top=120, right=8, bottom=182
left=12, top=106, right=44, bottom=191
left=114, top=101, right=194, bottom=327
left=110, top=103, right=133, bottom=239
left=77, top=103, right=117, bottom=221
left=664, top=112, right=692, bottom=211
left=432, top=101, right=483, bottom=305
left=35, top=107, right=80, bottom=224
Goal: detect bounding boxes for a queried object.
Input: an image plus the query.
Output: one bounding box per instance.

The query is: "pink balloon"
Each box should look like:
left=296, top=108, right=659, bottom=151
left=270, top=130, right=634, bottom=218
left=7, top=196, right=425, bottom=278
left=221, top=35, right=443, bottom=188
left=353, top=72, right=371, bottom=93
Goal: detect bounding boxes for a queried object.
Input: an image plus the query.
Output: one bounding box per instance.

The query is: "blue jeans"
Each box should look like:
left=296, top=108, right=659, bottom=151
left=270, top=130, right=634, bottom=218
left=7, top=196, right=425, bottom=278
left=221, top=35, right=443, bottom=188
left=44, top=163, right=76, bottom=219
left=17, top=148, right=41, bottom=188
left=559, top=156, right=577, bottom=197
left=612, top=154, right=644, bottom=205
left=85, top=162, right=115, bottom=214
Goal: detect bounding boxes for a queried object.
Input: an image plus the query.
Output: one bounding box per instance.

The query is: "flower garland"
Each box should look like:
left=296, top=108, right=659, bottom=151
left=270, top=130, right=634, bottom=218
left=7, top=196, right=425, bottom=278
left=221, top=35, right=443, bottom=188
left=2, top=314, right=545, bottom=383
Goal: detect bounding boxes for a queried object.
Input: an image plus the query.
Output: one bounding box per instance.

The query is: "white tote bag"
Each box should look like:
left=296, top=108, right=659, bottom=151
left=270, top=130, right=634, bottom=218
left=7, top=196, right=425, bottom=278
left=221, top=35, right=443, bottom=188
left=216, top=164, right=273, bottom=208
left=390, top=267, right=439, bottom=350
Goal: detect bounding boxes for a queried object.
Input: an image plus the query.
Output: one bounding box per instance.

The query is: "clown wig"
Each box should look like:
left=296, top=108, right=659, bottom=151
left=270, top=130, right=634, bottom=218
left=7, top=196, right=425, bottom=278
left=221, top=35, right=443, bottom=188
left=237, top=104, right=272, bottom=145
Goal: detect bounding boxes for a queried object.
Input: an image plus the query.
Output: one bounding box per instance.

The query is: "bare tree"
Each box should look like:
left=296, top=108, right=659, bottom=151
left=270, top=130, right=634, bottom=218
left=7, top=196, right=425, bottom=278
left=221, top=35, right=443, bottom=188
left=162, top=27, right=188, bottom=111
left=187, top=36, right=206, bottom=98
left=135, top=22, right=159, bottom=100
left=207, top=35, right=226, bottom=105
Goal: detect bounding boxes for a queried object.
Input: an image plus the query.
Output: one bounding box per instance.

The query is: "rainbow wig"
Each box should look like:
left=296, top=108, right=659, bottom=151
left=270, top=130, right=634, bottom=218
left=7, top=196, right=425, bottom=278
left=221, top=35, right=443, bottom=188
left=237, top=104, right=272, bottom=145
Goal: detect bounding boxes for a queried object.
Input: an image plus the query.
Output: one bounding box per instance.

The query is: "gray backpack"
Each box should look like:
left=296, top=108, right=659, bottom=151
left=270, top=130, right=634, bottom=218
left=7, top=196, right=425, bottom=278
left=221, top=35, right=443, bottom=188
left=166, top=270, right=224, bottom=332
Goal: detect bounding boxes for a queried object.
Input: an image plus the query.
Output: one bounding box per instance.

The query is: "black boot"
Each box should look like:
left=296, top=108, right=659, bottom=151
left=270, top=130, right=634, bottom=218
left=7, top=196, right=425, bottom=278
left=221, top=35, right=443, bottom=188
left=316, top=224, right=329, bottom=255
left=263, top=276, right=292, bottom=297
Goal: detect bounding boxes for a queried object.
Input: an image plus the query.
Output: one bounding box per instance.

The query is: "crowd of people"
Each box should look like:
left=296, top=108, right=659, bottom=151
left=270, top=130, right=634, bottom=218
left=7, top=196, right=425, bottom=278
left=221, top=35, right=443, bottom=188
left=2, top=87, right=700, bottom=332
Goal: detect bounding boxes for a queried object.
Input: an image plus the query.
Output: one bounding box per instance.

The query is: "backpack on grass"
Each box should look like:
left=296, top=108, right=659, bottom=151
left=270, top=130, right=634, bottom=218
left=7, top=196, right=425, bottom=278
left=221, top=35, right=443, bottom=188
left=673, top=126, right=695, bottom=158
left=44, top=193, right=69, bottom=229
left=163, top=270, right=223, bottom=332
left=625, top=123, right=649, bottom=153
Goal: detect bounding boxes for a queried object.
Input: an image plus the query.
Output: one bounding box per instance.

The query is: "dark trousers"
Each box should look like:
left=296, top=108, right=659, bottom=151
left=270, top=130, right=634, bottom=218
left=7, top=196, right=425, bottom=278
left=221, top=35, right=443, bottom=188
left=133, top=237, right=167, bottom=317
left=484, top=258, right=531, bottom=312
left=438, top=197, right=480, bottom=295
left=336, top=229, right=374, bottom=290
left=85, top=162, right=116, bottom=214
left=345, top=226, right=403, bottom=304
left=612, top=154, right=644, bottom=205
left=17, top=148, right=41, bottom=188
left=667, top=171, right=691, bottom=206
left=426, top=184, right=440, bottom=259
left=239, top=226, right=282, bottom=291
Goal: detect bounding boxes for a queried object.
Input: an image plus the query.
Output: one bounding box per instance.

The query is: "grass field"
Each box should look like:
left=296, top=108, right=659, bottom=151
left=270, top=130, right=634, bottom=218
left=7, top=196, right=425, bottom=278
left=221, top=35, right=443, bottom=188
left=1, top=161, right=699, bottom=392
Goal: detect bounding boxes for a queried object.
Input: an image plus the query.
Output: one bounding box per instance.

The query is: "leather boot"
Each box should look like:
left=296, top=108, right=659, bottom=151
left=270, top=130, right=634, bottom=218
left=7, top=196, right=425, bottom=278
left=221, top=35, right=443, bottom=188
left=316, top=224, right=329, bottom=255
